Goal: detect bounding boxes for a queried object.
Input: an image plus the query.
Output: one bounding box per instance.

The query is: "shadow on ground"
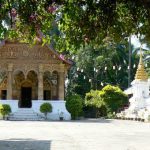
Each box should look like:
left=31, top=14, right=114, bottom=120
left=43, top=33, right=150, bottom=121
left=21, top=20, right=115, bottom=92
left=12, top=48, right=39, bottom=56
left=38, top=119, right=113, bottom=124
left=64, top=119, right=113, bottom=123
left=0, top=138, right=51, bottom=150
left=4, top=119, right=113, bottom=124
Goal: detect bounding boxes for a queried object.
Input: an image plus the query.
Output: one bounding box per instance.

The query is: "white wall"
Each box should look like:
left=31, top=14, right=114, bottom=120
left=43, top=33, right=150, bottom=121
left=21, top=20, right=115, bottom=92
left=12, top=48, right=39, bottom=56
left=0, top=100, right=71, bottom=120
left=0, top=100, right=18, bottom=112
left=32, top=100, right=71, bottom=120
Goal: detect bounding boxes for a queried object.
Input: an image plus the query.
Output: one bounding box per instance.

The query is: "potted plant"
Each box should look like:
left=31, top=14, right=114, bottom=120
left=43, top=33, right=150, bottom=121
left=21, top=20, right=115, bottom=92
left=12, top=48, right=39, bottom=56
left=40, top=103, right=52, bottom=120
left=0, top=104, right=11, bottom=120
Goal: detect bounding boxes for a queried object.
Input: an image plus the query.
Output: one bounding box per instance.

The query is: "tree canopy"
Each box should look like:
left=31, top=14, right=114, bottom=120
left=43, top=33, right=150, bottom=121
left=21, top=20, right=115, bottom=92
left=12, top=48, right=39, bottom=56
left=66, top=42, right=140, bottom=98
left=0, top=0, right=150, bottom=51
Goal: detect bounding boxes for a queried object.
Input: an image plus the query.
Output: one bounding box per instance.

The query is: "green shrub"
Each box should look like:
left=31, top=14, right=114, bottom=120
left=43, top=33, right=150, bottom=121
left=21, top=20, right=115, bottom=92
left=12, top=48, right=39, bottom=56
left=0, top=104, right=3, bottom=119
left=85, top=90, right=106, bottom=118
left=0, top=104, right=11, bottom=119
left=106, top=112, right=116, bottom=119
left=84, top=85, right=128, bottom=118
left=40, top=103, right=52, bottom=119
left=66, top=94, right=83, bottom=120
left=0, top=104, right=2, bottom=110
left=100, top=85, right=128, bottom=113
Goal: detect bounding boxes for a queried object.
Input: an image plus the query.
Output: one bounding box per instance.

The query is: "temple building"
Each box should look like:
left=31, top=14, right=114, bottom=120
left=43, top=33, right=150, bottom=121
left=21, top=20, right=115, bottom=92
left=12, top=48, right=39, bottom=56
left=117, top=48, right=150, bottom=121
left=0, top=40, right=71, bottom=120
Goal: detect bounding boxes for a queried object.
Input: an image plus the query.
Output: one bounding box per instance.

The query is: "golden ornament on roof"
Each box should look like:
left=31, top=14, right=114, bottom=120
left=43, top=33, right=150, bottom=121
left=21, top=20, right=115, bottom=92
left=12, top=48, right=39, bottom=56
left=135, top=46, right=148, bottom=81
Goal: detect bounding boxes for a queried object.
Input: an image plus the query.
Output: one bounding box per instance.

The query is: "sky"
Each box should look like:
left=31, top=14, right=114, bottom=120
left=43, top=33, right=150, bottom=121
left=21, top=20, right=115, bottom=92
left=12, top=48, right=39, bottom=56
left=131, top=35, right=141, bottom=48
left=131, top=35, right=148, bottom=49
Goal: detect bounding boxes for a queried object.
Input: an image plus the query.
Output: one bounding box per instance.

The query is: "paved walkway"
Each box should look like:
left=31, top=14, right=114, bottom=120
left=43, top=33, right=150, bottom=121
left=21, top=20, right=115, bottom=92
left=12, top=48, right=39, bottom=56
left=0, top=119, right=150, bottom=150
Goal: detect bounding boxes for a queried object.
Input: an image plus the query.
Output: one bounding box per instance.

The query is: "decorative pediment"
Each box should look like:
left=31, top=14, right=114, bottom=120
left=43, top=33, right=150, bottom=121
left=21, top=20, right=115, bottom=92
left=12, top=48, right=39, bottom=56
left=0, top=42, right=72, bottom=66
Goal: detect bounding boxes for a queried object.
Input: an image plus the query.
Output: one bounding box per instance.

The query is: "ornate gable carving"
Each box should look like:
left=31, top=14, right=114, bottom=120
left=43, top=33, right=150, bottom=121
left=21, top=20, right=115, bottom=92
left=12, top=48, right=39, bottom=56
left=0, top=44, right=61, bottom=64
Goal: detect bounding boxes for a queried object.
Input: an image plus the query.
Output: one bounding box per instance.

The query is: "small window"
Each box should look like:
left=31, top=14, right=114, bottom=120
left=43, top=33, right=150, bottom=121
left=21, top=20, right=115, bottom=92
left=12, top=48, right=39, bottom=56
left=44, top=90, right=51, bottom=100
left=1, top=90, right=7, bottom=100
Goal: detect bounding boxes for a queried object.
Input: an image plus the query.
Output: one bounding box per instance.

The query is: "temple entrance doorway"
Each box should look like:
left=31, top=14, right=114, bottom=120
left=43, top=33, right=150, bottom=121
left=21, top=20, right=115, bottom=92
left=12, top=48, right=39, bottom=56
left=20, top=87, right=32, bottom=108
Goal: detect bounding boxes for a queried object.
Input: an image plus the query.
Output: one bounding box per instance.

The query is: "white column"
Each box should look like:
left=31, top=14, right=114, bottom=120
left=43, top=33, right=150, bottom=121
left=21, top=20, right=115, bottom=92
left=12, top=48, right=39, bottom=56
left=7, top=64, right=13, bottom=100
left=38, top=65, right=43, bottom=100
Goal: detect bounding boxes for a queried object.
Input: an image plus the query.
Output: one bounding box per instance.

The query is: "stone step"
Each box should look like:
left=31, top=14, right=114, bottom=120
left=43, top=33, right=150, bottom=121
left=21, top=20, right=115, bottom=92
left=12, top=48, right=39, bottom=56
left=10, top=115, right=39, bottom=118
left=11, top=112, right=37, bottom=115
left=11, top=115, right=38, bottom=117
left=16, top=108, right=35, bottom=112
left=9, top=117, right=44, bottom=121
left=9, top=116, right=43, bottom=121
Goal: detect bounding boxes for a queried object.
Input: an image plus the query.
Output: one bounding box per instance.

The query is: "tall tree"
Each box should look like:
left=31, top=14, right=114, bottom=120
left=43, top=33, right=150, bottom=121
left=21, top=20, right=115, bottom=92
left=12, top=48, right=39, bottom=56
left=0, top=1, right=150, bottom=52
left=67, top=42, right=139, bottom=97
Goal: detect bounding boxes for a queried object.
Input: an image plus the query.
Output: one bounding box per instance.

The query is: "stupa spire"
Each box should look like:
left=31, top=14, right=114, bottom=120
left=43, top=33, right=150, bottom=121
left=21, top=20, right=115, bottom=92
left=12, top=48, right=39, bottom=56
left=135, top=46, right=148, bottom=81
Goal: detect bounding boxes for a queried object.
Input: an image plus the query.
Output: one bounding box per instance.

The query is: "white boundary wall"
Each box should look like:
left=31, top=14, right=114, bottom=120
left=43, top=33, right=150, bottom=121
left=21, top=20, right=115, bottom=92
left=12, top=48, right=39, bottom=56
left=0, top=100, right=71, bottom=120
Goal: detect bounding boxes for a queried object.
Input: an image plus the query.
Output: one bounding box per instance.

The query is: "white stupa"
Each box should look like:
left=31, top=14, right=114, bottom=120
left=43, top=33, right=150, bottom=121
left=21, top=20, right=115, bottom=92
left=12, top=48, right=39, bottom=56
left=118, top=47, right=150, bottom=121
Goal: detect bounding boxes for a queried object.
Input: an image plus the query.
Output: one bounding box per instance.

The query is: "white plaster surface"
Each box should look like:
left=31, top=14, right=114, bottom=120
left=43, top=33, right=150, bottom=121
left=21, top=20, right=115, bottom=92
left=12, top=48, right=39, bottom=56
left=0, top=100, right=18, bottom=112
left=0, top=100, right=71, bottom=120
left=0, top=119, right=150, bottom=150
left=120, top=79, right=150, bottom=120
left=32, top=100, right=71, bottom=120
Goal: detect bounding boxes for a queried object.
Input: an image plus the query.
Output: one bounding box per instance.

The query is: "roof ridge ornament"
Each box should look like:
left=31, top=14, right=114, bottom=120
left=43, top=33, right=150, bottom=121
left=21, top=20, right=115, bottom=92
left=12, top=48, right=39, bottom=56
left=135, top=45, right=148, bottom=81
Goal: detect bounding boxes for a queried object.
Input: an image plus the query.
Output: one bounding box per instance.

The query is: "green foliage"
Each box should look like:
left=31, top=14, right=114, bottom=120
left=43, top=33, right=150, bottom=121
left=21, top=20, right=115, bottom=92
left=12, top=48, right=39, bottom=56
left=0, top=104, right=3, bottom=119
left=0, top=104, right=11, bottom=119
left=67, top=66, right=91, bottom=98
left=100, top=85, right=128, bottom=113
left=85, top=90, right=104, bottom=108
left=142, top=49, right=150, bottom=76
left=67, top=43, right=139, bottom=99
left=0, top=1, right=150, bottom=51
left=0, top=104, right=2, bottom=119
left=66, top=94, right=83, bottom=120
left=0, top=104, right=3, bottom=115
left=85, top=90, right=106, bottom=118
left=59, top=1, right=150, bottom=51
left=0, top=104, right=2, bottom=109
left=40, top=103, right=52, bottom=119
left=106, top=112, right=116, bottom=119
left=84, top=85, right=128, bottom=118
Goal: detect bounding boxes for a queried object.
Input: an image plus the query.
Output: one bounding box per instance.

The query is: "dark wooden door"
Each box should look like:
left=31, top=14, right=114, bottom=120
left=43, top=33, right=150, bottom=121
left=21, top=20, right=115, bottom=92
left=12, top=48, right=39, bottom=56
left=20, top=87, right=32, bottom=108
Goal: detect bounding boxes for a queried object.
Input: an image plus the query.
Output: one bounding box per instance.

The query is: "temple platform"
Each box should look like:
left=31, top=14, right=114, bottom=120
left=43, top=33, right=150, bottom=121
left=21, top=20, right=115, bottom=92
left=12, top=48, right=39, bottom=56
left=0, top=100, right=71, bottom=121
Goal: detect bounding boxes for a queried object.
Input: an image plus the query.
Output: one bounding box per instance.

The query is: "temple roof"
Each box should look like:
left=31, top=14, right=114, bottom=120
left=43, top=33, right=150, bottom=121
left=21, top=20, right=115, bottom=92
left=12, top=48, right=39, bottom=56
left=0, top=40, right=73, bottom=66
left=135, top=47, right=148, bottom=81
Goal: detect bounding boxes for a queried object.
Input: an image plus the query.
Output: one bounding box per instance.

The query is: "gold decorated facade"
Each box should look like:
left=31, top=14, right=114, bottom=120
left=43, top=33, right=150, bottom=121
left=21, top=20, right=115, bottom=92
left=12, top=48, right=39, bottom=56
left=0, top=41, right=72, bottom=108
